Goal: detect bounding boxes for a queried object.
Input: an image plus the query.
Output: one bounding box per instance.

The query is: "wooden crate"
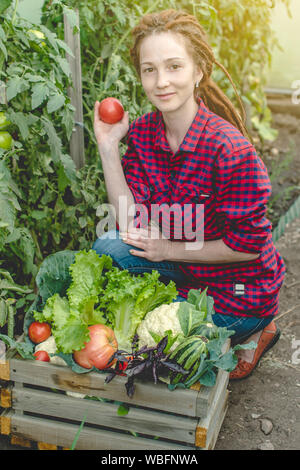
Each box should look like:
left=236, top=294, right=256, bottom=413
left=0, top=347, right=229, bottom=450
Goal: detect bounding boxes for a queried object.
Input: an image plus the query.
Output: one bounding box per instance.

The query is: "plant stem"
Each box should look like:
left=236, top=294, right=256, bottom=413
left=70, top=414, right=87, bottom=450
left=12, top=0, right=19, bottom=25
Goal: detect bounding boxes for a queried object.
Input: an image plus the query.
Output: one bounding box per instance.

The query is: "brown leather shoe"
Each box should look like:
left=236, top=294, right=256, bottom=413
left=229, top=321, right=281, bottom=380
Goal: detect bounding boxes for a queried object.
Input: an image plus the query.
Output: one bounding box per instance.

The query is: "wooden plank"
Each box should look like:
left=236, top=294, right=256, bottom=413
left=12, top=386, right=198, bottom=444
left=10, top=435, right=32, bottom=448
left=0, top=386, right=12, bottom=408
left=8, top=411, right=196, bottom=450
left=195, top=369, right=228, bottom=417
left=9, top=357, right=202, bottom=417
left=63, top=9, right=85, bottom=169
left=195, top=373, right=229, bottom=448
left=0, top=408, right=11, bottom=435
left=206, top=397, right=228, bottom=450
left=0, top=360, right=10, bottom=381
left=37, top=442, right=58, bottom=450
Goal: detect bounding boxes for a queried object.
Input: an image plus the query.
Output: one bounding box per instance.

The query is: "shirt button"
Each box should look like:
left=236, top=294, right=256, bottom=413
left=170, top=170, right=176, bottom=178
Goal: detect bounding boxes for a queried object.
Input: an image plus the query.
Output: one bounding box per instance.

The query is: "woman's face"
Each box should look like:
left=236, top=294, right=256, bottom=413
left=139, top=31, right=203, bottom=115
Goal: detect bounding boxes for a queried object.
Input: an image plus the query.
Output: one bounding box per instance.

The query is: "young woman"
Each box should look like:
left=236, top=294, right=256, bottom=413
left=92, top=9, right=285, bottom=380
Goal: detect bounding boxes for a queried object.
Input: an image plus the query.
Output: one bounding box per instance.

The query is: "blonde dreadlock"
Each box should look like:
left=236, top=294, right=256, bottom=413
left=130, top=9, right=250, bottom=141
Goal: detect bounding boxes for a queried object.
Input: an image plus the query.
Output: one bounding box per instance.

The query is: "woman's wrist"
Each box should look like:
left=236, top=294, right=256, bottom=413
left=98, top=140, right=120, bottom=159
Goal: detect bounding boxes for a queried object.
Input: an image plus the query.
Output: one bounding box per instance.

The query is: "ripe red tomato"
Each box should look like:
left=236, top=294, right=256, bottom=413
left=28, top=322, right=51, bottom=344
left=98, top=97, right=124, bottom=124
left=73, top=324, right=118, bottom=370
left=33, top=350, right=50, bottom=362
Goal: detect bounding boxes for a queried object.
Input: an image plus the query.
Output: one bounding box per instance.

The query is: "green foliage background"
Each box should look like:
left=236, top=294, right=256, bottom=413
left=0, top=0, right=291, bottom=334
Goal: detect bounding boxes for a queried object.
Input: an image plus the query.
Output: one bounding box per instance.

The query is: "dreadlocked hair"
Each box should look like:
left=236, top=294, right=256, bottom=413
left=130, top=9, right=251, bottom=141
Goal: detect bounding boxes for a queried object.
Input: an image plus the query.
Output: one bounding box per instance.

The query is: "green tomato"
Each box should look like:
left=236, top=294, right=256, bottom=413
left=0, top=112, right=11, bottom=130
left=0, top=131, right=13, bottom=150
left=27, top=29, right=46, bottom=52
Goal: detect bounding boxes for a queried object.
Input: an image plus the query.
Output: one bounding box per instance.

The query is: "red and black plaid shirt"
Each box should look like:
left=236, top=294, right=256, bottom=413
left=121, top=98, right=285, bottom=318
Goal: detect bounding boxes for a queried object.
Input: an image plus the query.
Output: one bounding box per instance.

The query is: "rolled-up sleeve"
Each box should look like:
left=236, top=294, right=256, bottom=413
left=214, top=146, right=272, bottom=254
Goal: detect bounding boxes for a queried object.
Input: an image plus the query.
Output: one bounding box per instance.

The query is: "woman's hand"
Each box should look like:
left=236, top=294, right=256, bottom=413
left=93, top=101, right=129, bottom=149
left=120, top=225, right=172, bottom=262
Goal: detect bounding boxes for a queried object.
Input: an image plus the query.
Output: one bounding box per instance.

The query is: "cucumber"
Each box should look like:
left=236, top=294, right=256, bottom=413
left=7, top=304, right=15, bottom=339
left=0, top=298, right=7, bottom=327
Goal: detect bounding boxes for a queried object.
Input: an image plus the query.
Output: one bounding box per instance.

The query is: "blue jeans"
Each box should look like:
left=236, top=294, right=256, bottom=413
left=92, top=230, right=273, bottom=345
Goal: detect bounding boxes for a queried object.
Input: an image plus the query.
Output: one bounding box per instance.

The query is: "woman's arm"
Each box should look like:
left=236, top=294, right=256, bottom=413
left=122, top=226, right=260, bottom=264
left=98, top=141, right=135, bottom=232
left=167, top=238, right=260, bottom=264
left=94, top=101, right=135, bottom=232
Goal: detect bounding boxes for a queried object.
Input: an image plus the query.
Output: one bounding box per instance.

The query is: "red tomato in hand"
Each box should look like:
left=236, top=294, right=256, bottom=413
left=34, top=350, right=50, bottom=362
left=28, top=322, right=51, bottom=344
left=73, top=324, right=118, bottom=370
left=98, top=97, right=124, bottom=124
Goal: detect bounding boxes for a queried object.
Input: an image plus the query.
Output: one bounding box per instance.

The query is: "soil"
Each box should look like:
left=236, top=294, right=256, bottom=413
left=0, top=112, right=299, bottom=451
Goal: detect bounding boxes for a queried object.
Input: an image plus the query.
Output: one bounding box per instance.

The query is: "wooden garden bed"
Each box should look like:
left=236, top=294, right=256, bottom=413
left=0, top=344, right=229, bottom=450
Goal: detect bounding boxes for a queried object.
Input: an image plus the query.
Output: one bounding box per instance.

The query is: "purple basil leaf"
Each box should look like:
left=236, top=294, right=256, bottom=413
left=105, top=372, right=116, bottom=384
left=125, top=377, right=135, bottom=398
left=162, top=361, right=189, bottom=374
left=157, top=335, right=168, bottom=356
left=152, top=362, right=158, bottom=384
left=126, top=361, right=148, bottom=377
left=136, top=345, right=155, bottom=355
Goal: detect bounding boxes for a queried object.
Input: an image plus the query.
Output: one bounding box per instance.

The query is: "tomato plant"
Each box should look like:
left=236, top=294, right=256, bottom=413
left=28, top=321, right=51, bottom=344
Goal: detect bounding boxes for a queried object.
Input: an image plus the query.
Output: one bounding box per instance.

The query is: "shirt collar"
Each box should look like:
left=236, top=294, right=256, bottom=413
left=154, top=98, right=210, bottom=153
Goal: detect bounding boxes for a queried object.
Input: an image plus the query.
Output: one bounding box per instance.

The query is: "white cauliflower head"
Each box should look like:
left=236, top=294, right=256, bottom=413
left=137, top=302, right=183, bottom=352
left=35, top=335, right=67, bottom=366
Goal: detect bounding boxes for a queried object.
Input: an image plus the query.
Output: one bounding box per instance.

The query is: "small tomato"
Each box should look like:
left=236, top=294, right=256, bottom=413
left=0, top=131, right=12, bottom=150
left=34, top=350, right=50, bottom=362
left=0, top=112, right=11, bottom=131
left=73, top=324, right=118, bottom=370
left=28, top=29, right=46, bottom=52
left=98, top=97, right=124, bottom=124
left=28, top=321, right=51, bottom=344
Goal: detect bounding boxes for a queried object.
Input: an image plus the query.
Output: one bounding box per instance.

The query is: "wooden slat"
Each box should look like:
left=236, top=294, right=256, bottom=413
left=206, top=398, right=228, bottom=450
left=63, top=9, right=85, bottom=169
left=9, top=357, right=204, bottom=417
left=8, top=411, right=196, bottom=450
left=0, top=360, right=10, bottom=381
left=12, top=386, right=198, bottom=444
left=0, top=408, right=11, bottom=435
left=10, top=435, right=32, bottom=448
left=195, top=369, right=228, bottom=417
left=37, top=442, right=58, bottom=450
left=0, top=386, right=12, bottom=408
left=195, top=372, right=229, bottom=448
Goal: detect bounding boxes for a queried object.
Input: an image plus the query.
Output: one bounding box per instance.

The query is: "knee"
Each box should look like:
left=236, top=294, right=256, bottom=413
left=92, top=230, right=121, bottom=256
